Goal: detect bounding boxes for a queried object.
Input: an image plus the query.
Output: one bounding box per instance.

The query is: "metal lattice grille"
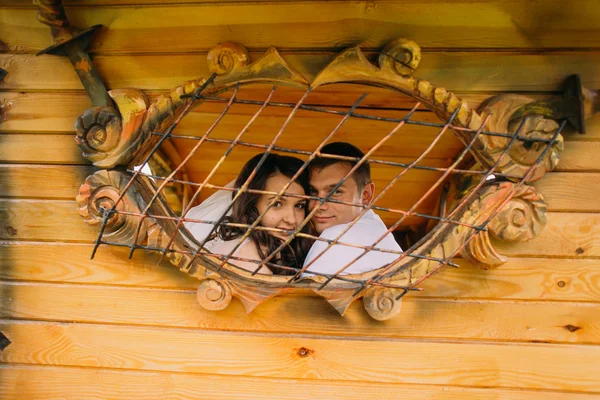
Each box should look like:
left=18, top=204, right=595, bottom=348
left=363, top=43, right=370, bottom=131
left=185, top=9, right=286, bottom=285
left=92, top=78, right=564, bottom=295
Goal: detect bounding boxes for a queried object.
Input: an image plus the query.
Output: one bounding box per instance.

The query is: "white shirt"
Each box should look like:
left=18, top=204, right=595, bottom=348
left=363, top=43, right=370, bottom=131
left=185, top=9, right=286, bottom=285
left=303, top=210, right=402, bottom=276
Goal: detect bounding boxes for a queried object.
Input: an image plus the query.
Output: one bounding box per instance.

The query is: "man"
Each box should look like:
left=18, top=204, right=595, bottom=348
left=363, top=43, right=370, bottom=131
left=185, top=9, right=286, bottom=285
left=303, top=142, right=402, bottom=276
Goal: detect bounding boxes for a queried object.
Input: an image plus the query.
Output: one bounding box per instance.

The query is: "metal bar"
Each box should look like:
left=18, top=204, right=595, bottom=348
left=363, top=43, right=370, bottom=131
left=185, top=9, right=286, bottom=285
left=316, top=111, right=491, bottom=289
left=127, top=81, right=238, bottom=260
left=255, top=102, right=422, bottom=276
left=157, top=85, right=279, bottom=264
left=398, top=121, right=566, bottom=297
left=180, top=88, right=314, bottom=273
left=365, top=116, right=532, bottom=288
left=230, top=92, right=369, bottom=274
left=111, top=208, right=458, bottom=266
left=151, top=134, right=525, bottom=180
left=192, top=94, right=555, bottom=143
left=294, top=102, right=464, bottom=280
left=89, top=73, right=217, bottom=259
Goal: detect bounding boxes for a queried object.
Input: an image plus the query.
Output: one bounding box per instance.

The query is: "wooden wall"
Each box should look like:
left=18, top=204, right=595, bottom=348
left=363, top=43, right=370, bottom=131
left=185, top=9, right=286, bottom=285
left=1, top=1, right=600, bottom=398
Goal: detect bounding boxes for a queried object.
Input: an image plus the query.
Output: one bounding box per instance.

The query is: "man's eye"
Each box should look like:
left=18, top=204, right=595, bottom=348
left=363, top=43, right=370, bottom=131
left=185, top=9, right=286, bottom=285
left=332, top=189, right=343, bottom=196
left=308, top=189, right=317, bottom=196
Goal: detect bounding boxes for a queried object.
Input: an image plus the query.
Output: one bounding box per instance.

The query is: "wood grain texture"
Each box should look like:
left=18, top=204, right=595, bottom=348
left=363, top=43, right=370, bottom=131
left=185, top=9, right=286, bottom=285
left=0, top=200, right=98, bottom=242
left=2, top=51, right=600, bottom=92
left=1, top=281, right=598, bottom=344
left=2, top=197, right=600, bottom=249
left=0, top=165, right=96, bottom=199
left=2, top=364, right=596, bottom=400
left=2, top=2, right=600, bottom=53
left=0, top=242, right=195, bottom=289
left=557, top=142, right=600, bottom=172
left=533, top=173, right=600, bottom=212
left=1, top=321, right=600, bottom=391
left=2, top=243, right=599, bottom=301
left=492, top=212, right=600, bottom=258
left=0, top=134, right=87, bottom=164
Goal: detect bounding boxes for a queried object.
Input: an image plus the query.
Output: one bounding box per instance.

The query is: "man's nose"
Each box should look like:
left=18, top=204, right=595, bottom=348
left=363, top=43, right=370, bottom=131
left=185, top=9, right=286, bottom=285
left=317, top=198, right=329, bottom=211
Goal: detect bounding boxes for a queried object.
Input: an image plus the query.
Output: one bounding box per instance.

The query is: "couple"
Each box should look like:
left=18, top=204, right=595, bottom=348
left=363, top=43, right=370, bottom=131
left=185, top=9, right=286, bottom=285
left=185, top=142, right=402, bottom=277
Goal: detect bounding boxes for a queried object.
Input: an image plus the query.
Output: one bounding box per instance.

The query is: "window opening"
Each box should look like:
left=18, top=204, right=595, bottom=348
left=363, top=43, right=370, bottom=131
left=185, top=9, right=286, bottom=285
left=91, top=81, right=564, bottom=295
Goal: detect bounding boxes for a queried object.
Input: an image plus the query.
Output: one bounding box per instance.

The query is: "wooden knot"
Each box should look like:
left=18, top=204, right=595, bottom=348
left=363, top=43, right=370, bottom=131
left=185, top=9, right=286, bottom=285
left=297, top=347, right=313, bottom=357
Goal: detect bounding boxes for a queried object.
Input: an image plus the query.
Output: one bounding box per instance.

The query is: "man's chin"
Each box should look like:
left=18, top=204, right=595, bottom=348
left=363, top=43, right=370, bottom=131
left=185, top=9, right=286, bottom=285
left=314, top=221, right=335, bottom=233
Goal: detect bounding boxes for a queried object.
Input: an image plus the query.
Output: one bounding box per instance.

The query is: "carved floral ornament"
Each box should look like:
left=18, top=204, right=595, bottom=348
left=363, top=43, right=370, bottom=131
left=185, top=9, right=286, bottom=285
left=63, top=37, right=586, bottom=322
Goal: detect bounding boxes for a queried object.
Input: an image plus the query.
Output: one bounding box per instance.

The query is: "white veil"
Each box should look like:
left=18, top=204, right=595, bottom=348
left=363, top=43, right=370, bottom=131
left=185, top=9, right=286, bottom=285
left=183, top=180, right=235, bottom=243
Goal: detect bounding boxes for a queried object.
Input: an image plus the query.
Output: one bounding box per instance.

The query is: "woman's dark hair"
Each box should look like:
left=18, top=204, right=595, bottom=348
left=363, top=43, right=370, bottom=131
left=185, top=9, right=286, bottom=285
left=217, top=153, right=315, bottom=275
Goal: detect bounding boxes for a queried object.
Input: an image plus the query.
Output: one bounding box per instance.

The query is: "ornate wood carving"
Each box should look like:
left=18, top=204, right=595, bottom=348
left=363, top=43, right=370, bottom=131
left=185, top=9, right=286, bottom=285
left=76, top=170, right=152, bottom=245
left=71, top=39, right=579, bottom=321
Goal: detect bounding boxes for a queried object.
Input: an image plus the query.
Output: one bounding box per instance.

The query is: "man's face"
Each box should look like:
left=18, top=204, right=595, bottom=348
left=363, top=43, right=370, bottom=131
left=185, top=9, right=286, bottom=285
left=308, top=163, right=373, bottom=233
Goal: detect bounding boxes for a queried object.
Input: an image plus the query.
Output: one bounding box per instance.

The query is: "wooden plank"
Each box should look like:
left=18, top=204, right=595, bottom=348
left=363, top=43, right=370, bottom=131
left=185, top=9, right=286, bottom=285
left=2, top=365, right=595, bottom=400
left=0, top=165, right=96, bottom=199
left=2, top=200, right=599, bottom=256
left=0, top=200, right=98, bottom=242
left=2, top=243, right=599, bottom=302
left=0, top=134, right=87, bottom=164
left=492, top=212, right=600, bottom=258
left=0, top=242, right=197, bottom=289
left=2, top=91, right=597, bottom=142
left=557, top=141, right=600, bottom=172
left=1, top=321, right=600, bottom=391
left=533, top=173, right=600, bottom=212
left=2, top=2, right=600, bottom=53
left=1, top=281, right=598, bottom=344
left=2, top=51, right=600, bottom=92
left=0, top=90, right=491, bottom=133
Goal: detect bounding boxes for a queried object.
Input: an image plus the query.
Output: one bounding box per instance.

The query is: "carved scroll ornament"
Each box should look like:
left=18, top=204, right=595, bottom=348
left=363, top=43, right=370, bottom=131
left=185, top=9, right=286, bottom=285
left=71, top=39, right=572, bottom=321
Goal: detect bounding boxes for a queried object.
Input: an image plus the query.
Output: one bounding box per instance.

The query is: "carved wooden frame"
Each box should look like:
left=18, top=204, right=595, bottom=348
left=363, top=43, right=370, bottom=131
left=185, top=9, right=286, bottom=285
left=73, top=39, right=569, bottom=321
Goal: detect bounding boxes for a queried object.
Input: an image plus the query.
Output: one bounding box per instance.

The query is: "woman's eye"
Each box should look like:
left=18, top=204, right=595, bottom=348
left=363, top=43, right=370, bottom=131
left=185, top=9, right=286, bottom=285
left=295, top=202, right=306, bottom=210
left=272, top=201, right=283, bottom=208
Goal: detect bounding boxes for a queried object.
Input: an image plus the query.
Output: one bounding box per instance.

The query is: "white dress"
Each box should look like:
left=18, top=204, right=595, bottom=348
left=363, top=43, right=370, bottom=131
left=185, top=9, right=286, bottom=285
left=183, top=183, right=270, bottom=274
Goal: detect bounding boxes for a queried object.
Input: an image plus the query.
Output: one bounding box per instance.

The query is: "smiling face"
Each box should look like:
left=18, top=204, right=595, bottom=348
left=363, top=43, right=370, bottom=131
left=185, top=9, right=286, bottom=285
left=255, top=173, right=307, bottom=240
left=308, top=162, right=374, bottom=233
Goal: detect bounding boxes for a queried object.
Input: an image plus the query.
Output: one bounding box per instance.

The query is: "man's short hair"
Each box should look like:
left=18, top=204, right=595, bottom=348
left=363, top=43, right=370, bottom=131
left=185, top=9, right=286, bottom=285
left=311, top=142, right=371, bottom=189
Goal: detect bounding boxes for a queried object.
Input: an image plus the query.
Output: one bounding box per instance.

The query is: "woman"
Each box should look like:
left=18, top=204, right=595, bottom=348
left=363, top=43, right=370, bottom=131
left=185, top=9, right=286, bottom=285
left=185, top=153, right=314, bottom=275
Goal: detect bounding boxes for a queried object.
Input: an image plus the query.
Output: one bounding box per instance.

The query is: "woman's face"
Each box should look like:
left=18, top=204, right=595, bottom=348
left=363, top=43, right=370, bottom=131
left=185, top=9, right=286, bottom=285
left=255, top=173, right=307, bottom=241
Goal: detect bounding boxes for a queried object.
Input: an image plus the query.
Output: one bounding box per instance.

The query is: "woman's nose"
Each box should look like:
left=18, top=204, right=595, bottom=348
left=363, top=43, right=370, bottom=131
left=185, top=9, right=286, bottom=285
left=282, top=206, right=299, bottom=226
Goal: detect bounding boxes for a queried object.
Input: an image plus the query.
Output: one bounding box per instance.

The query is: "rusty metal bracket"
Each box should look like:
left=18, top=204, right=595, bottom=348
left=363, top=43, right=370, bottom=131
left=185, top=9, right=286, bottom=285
left=34, top=0, right=113, bottom=108
left=512, top=74, right=588, bottom=134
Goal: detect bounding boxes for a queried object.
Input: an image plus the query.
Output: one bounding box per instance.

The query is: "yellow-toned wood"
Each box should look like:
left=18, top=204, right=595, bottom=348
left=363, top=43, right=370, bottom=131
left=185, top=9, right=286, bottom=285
left=0, top=242, right=196, bottom=289
left=0, top=200, right=98, bottom=242
left=1, top=281, right=598, bottom=343
left=493, top=212, right=600, bottom=258
left=557, top=142, right=600, bottom=172
left=0, top=134, right=87, bottom=164
left=3, top=198, right=599, bottom=247
left=2, top=52, right=600, bottom=92
left=0, top=165, right=96, bottom=199
left=1, top=90, right=486, bottom=132
left=533, top=173, right=600, bottom=212
left=2, top=365, right=596, bottom=400
left=2, top=2, right=600, bottom=53
left=2, top=243, right=599, bottom=302
left=2, top=321, right=600, bottom=391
